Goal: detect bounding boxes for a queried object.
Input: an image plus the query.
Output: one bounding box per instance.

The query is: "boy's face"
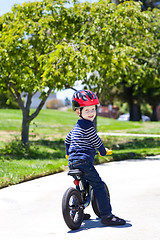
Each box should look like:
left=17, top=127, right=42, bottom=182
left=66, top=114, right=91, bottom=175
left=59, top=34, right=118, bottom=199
left=76, top=105, right=96, bottom=121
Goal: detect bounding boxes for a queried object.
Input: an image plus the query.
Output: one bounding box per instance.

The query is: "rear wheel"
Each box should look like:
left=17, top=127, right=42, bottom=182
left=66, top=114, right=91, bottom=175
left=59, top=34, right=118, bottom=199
left=91, top=183, right=110, bottom=218
left=62, top=187, right=84, bottom=230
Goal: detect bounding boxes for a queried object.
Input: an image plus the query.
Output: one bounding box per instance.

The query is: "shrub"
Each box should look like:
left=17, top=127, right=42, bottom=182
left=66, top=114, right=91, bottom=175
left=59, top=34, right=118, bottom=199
left=46, top=98, right=64, bottom=109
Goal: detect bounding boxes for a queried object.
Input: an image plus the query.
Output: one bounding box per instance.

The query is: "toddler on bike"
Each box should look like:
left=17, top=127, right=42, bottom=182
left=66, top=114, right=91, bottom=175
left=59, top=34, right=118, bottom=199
left=65, top=90, right=126, bottom=226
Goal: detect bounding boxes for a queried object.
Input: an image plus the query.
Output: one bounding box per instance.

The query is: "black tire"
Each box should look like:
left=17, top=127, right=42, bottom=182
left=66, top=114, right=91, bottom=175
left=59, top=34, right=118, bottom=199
left=91, top=183, right=110, bottom=218
left=62, top=187, right=84, bottom=230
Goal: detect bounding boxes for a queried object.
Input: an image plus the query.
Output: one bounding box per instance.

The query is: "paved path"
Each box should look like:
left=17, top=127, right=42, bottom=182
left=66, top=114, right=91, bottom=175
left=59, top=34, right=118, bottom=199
left=98, top=132, right=160, bottom=137
left=0, top=159, right=160, bottom=240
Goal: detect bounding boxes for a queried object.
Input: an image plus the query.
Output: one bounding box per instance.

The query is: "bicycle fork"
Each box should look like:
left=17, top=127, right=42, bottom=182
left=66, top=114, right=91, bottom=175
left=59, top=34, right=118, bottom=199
left=73, top=176, right=91, bottom=208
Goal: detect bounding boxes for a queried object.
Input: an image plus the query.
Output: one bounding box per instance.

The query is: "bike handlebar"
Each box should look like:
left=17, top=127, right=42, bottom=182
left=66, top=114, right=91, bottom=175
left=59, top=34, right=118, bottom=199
left=97, top=149, right=112, bottom=156
left=66, top=149, right=112, bottom=159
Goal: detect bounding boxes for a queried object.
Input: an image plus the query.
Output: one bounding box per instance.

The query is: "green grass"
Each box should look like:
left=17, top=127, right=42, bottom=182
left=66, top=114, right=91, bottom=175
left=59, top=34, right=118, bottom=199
left=0, top=109, right=160, bottom=189
left=0, top=109, right=78, bottom=136
left=0, top=158, right=67, bottom=188
left=97, top=116, right=160, bottom=134
left=0, top=138, right=68, bottom=188
left=0, top=109, right=160, bottom=136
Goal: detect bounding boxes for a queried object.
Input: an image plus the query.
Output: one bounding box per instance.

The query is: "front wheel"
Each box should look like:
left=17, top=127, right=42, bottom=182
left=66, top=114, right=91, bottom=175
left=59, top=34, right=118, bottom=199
left=62, top=187, right=84, bottom=230
left=91, top=183, right=110, bottom=218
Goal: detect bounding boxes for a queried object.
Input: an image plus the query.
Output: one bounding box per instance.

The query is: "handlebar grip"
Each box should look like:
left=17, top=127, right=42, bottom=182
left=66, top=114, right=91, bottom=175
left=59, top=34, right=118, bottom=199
left=98, top=149, right=112, bottom=156
left=106, top=149, right=112, bottom=155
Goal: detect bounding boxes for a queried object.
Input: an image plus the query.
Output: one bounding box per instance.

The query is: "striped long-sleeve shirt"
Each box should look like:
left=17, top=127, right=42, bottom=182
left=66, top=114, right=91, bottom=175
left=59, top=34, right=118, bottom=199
left=65, top=119, right=106, bottom=163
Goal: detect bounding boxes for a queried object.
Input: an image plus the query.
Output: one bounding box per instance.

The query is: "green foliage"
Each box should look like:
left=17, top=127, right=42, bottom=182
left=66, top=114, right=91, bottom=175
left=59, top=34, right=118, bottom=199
left=141, top=103, right=152, bottom=117
left=1, top=139, right=39, bottom=159
left=0, top=138, right=65, bottom=159
left=73, top=1, right=160, bottom=117
left=110, top=137, right=160, bottom=150
left=95, top=137, right=160, bottom=163
left=1, top=0, right=160, bottom=144
left=1, top=0, right=159, bottom=98
left=116, top=102, right=129, bottom=114
left=0, top=0, right=86, bottom=94
left=0, top=92, right=20, bottom=109
left=116, top=101, right=152, bottom=117
left=0, top=0, right=85, bottom=144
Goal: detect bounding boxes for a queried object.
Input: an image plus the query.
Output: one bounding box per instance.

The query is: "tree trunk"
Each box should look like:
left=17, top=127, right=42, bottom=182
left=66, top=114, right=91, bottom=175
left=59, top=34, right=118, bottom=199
left=128, top=90, right=141, bottom=121
left=151, top=105, right=158, bottom=121
left=93, top=106, right=98, bottom=131
left=93, top=114, right=97, bottom=131
left=129, top=102, right=141, bottom=121
left=8, top=82, right=53, bottom=145
left=21, top=110, right=30, bottom=145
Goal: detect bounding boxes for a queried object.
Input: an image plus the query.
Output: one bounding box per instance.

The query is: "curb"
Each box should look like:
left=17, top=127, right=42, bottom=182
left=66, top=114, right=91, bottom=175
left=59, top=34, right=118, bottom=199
left=145, top=155, right=160, bottom=160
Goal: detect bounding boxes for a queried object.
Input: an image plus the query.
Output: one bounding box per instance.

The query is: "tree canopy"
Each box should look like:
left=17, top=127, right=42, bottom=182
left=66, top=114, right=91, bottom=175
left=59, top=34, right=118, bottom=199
left=71, top=1, right=160, bottom=120
left=0, top=0, right=88, bottom=144
left=0, top=0, right=160, bottom=144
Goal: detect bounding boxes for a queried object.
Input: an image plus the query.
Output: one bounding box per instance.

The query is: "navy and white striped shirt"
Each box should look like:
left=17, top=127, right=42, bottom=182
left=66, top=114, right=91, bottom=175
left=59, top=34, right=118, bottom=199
left=65, top=119, right=106, bottom=163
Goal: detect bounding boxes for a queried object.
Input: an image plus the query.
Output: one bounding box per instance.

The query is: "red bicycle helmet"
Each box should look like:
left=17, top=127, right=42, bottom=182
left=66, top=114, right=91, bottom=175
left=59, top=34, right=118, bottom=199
left=72, top=90, right=99, bottom=110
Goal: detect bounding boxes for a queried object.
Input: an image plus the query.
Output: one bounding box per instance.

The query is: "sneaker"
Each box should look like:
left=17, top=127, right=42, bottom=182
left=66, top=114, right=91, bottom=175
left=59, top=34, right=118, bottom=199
left=83, top=213, right=91, bottom=220
left=101, top=214, right=126, bottom=226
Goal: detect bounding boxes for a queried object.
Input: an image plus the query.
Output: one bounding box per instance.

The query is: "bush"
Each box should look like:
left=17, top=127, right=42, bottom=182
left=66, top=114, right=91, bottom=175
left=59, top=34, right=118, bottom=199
left=0, top=138, right=66, bottom=160
left=141, top=103, right=152, bottom=117
left=1, top=139, right=39, bottom=159
left=46, top=98, right=64, bottom=109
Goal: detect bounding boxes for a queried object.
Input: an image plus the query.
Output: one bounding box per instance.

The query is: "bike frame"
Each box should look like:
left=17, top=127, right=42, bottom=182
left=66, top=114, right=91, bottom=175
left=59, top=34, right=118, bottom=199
left=62, top=168, right=108, bottom=229
left=68, top=169, right=92, bottom=209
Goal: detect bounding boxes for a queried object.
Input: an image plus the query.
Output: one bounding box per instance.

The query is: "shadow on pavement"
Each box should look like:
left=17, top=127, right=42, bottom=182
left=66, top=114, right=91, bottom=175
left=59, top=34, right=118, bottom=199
left=68, top=218, right=132, bottom=233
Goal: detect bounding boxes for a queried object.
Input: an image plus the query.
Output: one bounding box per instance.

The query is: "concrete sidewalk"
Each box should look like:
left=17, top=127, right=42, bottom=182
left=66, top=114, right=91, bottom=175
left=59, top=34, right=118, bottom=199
left=98, top=132, right=160, bottom=138
left=0, top=159, right=160, bottom=240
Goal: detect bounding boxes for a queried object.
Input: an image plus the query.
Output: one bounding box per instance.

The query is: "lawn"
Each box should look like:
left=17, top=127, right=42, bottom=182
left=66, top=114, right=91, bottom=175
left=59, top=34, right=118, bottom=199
left=1, top=109, right=160, bottom=137
left=0, top=109, right=160, bottom=188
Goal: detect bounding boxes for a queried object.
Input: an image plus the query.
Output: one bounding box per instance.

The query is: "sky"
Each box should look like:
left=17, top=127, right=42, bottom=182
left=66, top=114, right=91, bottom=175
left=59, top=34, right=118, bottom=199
left=0, top=0, right=97, bottom=16
left=0, top=0, right=87, bottom=100
left=0, top=0, right=40, bottom=16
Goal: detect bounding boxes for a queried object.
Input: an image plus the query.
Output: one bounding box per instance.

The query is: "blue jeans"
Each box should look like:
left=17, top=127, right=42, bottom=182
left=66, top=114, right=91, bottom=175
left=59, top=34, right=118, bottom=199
left=68, top=159, right=112, bottom=218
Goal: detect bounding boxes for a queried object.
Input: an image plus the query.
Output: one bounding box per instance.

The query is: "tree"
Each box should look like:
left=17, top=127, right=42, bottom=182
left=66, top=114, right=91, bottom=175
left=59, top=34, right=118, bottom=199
left=143, top=87, right=160, bottom=120
left=110, top=3, right=160, bottom=120
left=118, top=0, right=160, bottom=10
left=72, top=1, right=160, bottom=121
left=0, top=0, right=89, bottom=144
left=1, top=0, right=160, bottom=148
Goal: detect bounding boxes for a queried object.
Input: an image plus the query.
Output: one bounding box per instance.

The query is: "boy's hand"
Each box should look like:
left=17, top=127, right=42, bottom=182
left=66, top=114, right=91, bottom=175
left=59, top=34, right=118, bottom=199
left=98, top=148, right=112, bottom=156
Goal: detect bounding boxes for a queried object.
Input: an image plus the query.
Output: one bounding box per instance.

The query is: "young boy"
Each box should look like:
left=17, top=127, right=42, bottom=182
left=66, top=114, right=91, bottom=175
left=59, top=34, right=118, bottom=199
left=65, top=90, right=126, bottom=226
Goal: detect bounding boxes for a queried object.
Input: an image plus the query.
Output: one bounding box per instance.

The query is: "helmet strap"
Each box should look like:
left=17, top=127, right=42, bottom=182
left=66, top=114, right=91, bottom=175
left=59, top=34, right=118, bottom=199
left=79, top=107, right=83, bottom=119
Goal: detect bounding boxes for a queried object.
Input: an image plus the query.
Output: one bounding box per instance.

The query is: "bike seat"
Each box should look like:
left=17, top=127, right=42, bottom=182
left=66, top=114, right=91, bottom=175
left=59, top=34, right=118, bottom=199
left=68, top=169, right=84, bottom=176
